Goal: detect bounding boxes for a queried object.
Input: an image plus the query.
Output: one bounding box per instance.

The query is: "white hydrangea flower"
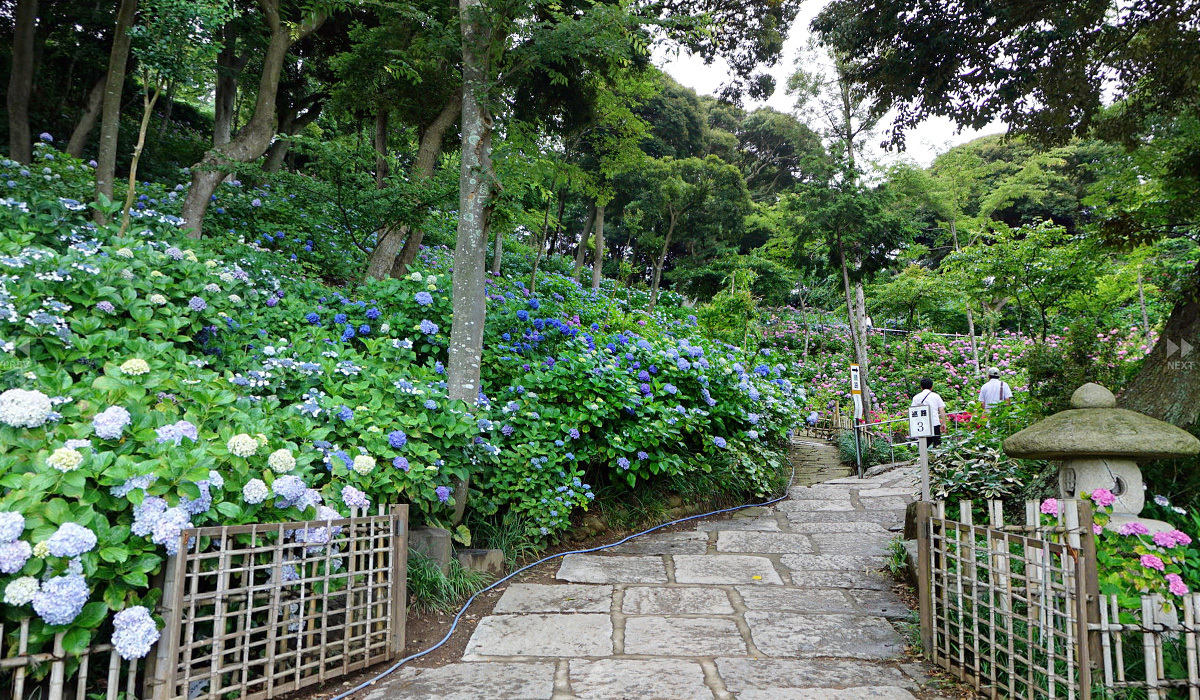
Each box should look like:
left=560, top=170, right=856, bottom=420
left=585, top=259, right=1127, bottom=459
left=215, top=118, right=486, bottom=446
left=267, top=449, right=296, bottom=474
left=352, top=455, right=375, bottom=475
left=204, top=283, right=220, bottom=294
left=218, top=272, right=235, bottom=282
left=119, top=358, right=150, bottom=376
left=227, top=434, right=259, bottom=458
left=0, top=388, right=54, bottom=428
left=242, top=478, right=268, bottom=504
left=150, top=270, right=164, bottom=278
left=3, top=576, right=38, bottom=606
left=205, top=260, right=219, bottom=268
left=47, top=447, right=83, bottom=472
left=149, top=294, right=168, bottom=305
left=183, top=250, right=198, bottom=262
left=409, top=271, right=423, bottom=282
left=115, top=248, right=134, bottom=258
left=119, top=269, right=135, bottom=279
left=228, top=294, right=242, bottom=305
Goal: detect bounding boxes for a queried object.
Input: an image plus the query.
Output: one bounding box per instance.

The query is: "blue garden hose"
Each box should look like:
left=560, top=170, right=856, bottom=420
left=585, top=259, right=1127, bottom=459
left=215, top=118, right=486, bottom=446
left=327, top=462, right=798, bottom=700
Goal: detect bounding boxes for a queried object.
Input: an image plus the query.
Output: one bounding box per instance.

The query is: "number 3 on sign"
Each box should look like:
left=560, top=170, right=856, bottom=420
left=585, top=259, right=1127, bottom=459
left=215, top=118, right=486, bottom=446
left=908, top=405, right=933, bottom=438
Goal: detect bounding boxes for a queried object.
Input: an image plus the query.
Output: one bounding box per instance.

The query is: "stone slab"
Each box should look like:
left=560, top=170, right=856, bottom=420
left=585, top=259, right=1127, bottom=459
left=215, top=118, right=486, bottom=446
left=623, top=616, right=747, bottom=656
left=716, top=531, right=814, bottom=554
left=780, top=554, right=889, bottom=572
left=811, top=533, right=896, bottom=556
left=786, top=521, right=888, bottom=535
left=788, top=571, right=893, bottom=590
left=744, top=612, right=904, bottom=659
left=606, top=531, right=709, bottom=555
left=788, top=486, right=857, bottom=500
left=622, top=586, right=734, bottom=615
left=785, top=510, right=906, bottom=526
left=858, top=497, right=911, bottom=511
left=370, top=662, right=556, bottom=700
left=735, top=586, right=855, bottom=613
left=715, top=657, right=918, bottom=692
left=672, top=554, right=784, bottom=585
left=463, top=614, right=613, bottom=658
left=777, top=500, right=857, bottom=512
left=695, top=517, right=781, bottom=532
left=849, top=589, right=911, bottom=620
left=454, top=548, right=507, bottom=576
left=492, top=584, right=613, bottom=614
left=557, top=554, right=668, bottom=584
left=737, top=688, right=917, bottom=700
left=856, top=488, right=917, bottom=498
left=569, top=659, right=712, bottom=700
left=408, top=526, right=452, bottom=575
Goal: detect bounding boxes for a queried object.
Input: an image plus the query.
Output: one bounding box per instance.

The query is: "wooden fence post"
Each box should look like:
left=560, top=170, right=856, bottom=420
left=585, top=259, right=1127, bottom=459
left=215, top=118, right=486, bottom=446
left=389, top=504, right=409, bottom=657
left=1077, top=500, right=1102, bottom=677
left=916, top=500, right=934, bottom=657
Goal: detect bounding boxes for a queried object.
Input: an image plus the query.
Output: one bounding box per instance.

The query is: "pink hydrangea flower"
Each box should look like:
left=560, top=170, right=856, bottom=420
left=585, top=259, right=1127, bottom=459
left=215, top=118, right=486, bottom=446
left=1171, top=530, right=1193, bottom=546
left=1119, top=522, right=1151, bottom=536
left=1154, top=531, right=1180, bottom=548
left=1166, top=573, right=1190, bottom=596
left=1093, top=524, right=1104, bottom=535
left=1141, top=554, right=1165, bottom=572
left=1040, top=498, right=1059, bottom=516
left=1090, top=489, right=1116, bottom=508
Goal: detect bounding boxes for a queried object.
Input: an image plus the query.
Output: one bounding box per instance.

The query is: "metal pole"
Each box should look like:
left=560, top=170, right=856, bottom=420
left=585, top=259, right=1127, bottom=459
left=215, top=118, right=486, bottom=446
left=919, top=436, right=930, bottom=502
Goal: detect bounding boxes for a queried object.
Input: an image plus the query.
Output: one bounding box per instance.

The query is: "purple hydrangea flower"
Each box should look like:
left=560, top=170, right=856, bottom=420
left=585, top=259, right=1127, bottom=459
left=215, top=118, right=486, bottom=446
left=96, top=301, right=116, bottom=314
left=501, top=424, right=514, bottom=436
left=93, top=406, right=132, bottom=440
left=112, top=606, right=160, bottom=660
left=32, top=574, right=89, bottom=625
left=713, top=437, right=727, bottom=448
left=251, top=198, right=262, bottom=207
left=388, top=430, right=407, bottom=448
left=155, top=420, right=198, bottom=446
left=0, top=540, right=31, bottom=574
left=617, top=457, right=630, bottom=470
left=419, top=319, right=438, bottom=335
left=393, top=456, right=410, bottom=471
left=415, top=292, right=433, bottom=306
left=341, top=485, right=370, bottom=509
left=568, top=429, right=580, bottom=440
left=637, top=451, right=649, bottom=460
left=273, top=476, right=308, bottom=508
left=188, top=296, right=207, bottom=312
left=45, top=523, right=98, bottom=558
left=39, top=132, right=53, bottom=142
left=436, top=486, right=451, bottom=503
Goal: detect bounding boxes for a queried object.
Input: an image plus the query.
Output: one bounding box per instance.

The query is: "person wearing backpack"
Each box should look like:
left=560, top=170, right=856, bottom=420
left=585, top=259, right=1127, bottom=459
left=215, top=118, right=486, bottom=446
left=911, top=378, right=948, bottom=446
left=978, top=367, right=1013, bottom=411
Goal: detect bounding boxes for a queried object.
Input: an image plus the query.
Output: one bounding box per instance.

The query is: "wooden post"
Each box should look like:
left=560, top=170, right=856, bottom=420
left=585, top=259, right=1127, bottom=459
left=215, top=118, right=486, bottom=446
left=1077, top=500, right=1102, bottom=683
left=918, top=437, right=930, bottom=502
left=917, top=500, right=934, bottom=657
left=390, top=504, right=410, bottom=657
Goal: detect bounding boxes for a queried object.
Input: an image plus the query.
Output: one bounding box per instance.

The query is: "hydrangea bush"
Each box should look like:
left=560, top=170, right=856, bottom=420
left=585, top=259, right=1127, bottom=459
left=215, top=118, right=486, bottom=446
left=0, top=145, right=806, bottom=662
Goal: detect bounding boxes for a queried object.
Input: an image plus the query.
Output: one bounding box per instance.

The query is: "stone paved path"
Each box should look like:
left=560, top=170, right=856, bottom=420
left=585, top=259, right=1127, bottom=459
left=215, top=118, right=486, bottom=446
left=369, top=441, right=946, bottom=700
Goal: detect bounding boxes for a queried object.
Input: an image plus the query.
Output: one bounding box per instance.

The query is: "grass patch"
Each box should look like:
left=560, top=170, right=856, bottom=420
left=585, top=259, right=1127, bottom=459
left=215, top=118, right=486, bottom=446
left=406, top=551, right=494, bottom=614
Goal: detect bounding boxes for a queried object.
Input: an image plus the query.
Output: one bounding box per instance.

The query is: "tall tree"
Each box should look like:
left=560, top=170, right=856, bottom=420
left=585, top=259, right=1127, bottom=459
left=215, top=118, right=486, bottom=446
left=7, top=0, right=39, bottom=164
left=94, top=0, right=139, bottom=216
left=180, top=0, right=326, bottom=237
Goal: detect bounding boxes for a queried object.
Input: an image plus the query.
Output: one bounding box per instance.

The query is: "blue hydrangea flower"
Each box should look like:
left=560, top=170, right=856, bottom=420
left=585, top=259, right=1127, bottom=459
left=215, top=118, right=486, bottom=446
left=415, top=292, right=433, bottom=306
left=32, top=573, right=89, bottom=625
left=305, top=312, right=321, bottom=324
left=93, top=406, right=131, bottom=440
left=423, top=399, right=437, bottom=410
left=334, top=313, right=348, bottom=324
left=188, top=297, right=207, bottom=311
left=664, top=383, right=677, bottom=395
left=713, top=436, right=728, bottom=448
left=528, top=299, right=540, bottom=310
left=419, top=319, right=438, bottom=335
left=436, top=486, right=451, bottom=503
left=45, top=523, right=97, bottom=558
left=0, top=512, right=25, bottom=542
left=112, top=606, right=160, bottom=660
left=637, top=451, right=649, bottom=460
left=617, top=457, right=630, bottom=470
left=568, top=428, right=580, bottom=440
left=388, top=430, right=407, bottom=448
left=337, top=405, right=353, bottom=421
left=517, top=310, right=529, bottom=322
left=393, top=456, right=409, bottom=471
left=0, top=540, right=31, bottom=574
left=359, top=324, right=370, bottom=335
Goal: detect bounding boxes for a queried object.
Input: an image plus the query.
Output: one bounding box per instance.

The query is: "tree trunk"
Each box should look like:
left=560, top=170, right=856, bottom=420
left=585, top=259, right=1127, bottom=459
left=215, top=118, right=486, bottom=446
left=529, top=195, right=554, bottom=293
left=838, top=237, right=875, bottom=416
left=182, top=0, right=324, bottom=237
left=7, top=0, right=38, bottom=164
left=801, top=301, right=810, bottom=359
left=386, top=97, right=461, bottom=277
left=490, top=223, right=503, bottom=275
left=374, top=108, right=389, bottom=188
left=95, top=0, right=137, bottom=214
left=262, top=96, right=323, bottom=174
left=548, top=189, right=566, bottom=254
left=573, top=202, right=597, bottom=279
left=213, top=25, right=242, bottom=147
left=445, top=0, right=495, bottom=525
left=648, top=216, right=676, bottom=311
left=1138, top=270, right=1152, bottom=343
left=590, top=204, right=605, bottom=290
left=118, top=80, right=162, bottom=236
left=156, top=82, right=176, bottom=139
left=1120, top=265, right=1200, bottom=430
left=66, top=76, right=106, bottom=158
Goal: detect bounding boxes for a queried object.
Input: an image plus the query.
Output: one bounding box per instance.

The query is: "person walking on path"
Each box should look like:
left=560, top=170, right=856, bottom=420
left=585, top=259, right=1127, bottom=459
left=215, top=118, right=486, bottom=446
left=911, top=377, right=947, bottom=446
left=978, top=366, right=1013, bottom=411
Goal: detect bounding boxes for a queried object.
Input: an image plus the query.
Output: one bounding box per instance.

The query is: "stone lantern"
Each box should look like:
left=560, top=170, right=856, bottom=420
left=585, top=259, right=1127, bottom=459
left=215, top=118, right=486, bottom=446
left=1004, top=383, right=1200, bottom=533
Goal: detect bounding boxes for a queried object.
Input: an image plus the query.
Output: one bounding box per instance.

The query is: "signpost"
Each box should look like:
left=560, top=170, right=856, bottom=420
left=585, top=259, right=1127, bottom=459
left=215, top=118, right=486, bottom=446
left=909, top=404, right=933, bottom=501
left=849, top=364, right=863, bottom=474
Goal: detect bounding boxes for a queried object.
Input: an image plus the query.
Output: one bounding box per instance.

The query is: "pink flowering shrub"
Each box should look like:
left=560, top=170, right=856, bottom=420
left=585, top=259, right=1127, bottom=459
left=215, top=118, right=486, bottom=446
left=1083, top=490, right=1198, bottom=602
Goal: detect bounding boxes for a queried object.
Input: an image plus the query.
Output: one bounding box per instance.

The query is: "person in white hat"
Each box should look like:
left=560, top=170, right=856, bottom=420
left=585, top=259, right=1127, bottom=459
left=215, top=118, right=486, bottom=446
left=978, top=367, right=1013, bottom=411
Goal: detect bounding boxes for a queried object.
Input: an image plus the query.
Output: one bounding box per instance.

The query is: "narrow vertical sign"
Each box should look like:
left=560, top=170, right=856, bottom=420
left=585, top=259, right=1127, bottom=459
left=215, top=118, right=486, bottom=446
left=849, top=364, right=863, bottom=420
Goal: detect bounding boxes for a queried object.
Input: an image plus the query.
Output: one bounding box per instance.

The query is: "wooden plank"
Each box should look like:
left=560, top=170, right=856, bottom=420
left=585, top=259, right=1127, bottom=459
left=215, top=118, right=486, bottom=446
left=391, top=504, right=409, bottom=658
left=917, top=500, right=934, bottom=659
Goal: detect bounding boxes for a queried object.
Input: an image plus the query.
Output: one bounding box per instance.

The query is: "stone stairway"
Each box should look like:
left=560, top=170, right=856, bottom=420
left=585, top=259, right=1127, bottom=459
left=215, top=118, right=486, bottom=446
left=368, top=441, right=949, bottom=700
